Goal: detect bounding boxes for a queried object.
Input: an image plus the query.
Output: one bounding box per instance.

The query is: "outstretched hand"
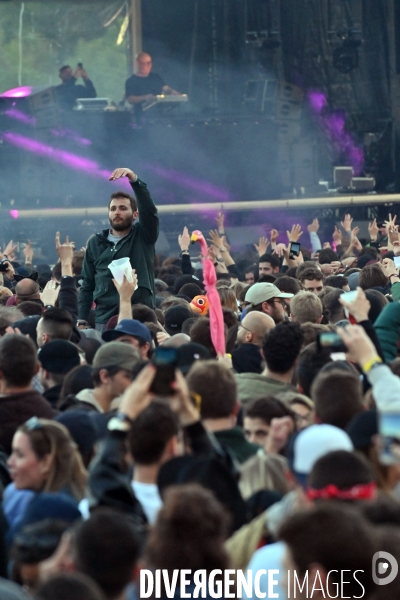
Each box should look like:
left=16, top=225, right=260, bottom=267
left=109, top=168, right=137, bottom=182
left=55, top=232, right=75, bottom=264
left=112, top=270, right=138, bottom=302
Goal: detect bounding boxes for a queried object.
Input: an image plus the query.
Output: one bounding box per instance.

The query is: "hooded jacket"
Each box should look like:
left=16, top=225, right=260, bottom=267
left=78, top=178, right=159, bottom=323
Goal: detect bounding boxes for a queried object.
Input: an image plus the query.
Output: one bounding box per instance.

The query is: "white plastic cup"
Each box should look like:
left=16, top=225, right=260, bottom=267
left=108, top=257, right=133, bottom=285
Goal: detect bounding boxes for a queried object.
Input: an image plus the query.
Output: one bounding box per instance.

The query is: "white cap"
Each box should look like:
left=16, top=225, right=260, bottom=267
left=294, top=424, right=354, bottom=475
left=244, top=282, right=293, bottom=306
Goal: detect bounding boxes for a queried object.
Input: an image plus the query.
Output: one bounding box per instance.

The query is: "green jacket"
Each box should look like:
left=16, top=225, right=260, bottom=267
left=235, top=372, right=296, bottom=408
left=374, top=283, right=400, bottom=362
left=214, top=427, right=259, bottom=464
left=78, top=178, right=159, bottom=323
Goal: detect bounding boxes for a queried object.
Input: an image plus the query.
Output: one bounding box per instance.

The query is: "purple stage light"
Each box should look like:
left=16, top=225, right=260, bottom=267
left=307, top=91, right=364, bottom=176
left=146, top=164, right=230, bottom=201
left=4, top=132, right=98, bottom=171
left=5, top=108, right=36, bottom=126
left=307, top=91, right=327, bottom=114
left=1, top=86, right=33, bottom=98
left=50, top=128, right=92, bottom=146
left=2, top=132, right=131, bottom=187
left=10, top=210, right=19, bottom=219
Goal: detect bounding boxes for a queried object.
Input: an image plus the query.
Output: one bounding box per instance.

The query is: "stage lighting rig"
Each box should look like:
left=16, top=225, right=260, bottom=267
left=245, top=30, right=281, bottom=50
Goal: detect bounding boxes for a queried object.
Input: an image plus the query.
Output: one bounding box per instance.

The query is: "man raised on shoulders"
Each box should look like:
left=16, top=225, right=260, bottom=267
left=78, top=167, right=159, bottom=332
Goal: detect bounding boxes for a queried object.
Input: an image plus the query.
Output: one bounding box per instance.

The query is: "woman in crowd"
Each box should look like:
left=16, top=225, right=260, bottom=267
left=4, top=418, right=87, bottom=526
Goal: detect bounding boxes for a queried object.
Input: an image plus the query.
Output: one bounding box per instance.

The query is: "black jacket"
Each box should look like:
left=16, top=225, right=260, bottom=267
left=78, top=179, right=159, bottom=323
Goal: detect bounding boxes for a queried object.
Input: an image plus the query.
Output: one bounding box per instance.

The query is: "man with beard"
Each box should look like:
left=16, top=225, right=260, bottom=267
left=78, top=167, right=159, bottom=331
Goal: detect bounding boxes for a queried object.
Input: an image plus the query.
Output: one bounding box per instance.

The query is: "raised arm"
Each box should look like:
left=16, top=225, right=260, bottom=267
left=78, top=242, right=96, bottom=321
left=55, top=232, right=79, bottom=322
left=109, top=167, right=159, bottom=245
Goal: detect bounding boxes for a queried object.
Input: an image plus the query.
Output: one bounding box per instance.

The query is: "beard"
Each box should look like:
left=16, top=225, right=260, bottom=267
left=109, top=216, right=133, bottom=232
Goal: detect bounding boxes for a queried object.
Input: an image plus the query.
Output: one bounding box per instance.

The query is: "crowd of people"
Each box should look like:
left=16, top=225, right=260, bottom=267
left=0, top=167, right=400, bottom=599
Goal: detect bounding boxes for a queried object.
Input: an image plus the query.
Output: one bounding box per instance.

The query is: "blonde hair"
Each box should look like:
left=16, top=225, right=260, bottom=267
left=18, top=419, right=87, bottom=501
left=217, top=287, right=238, bottom=312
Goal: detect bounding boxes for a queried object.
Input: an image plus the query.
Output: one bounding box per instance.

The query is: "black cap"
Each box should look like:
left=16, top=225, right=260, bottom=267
left=164, top=306, right=192, bottom=336
left=38, top=340, right=81, bottom=374
left=176, top=342, right=210, bottom=374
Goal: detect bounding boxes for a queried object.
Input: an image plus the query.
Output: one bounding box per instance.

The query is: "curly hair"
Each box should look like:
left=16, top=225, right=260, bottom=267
left=262, top=321, right=304, bottom=374
left=144, top=484, right=230, bottom=575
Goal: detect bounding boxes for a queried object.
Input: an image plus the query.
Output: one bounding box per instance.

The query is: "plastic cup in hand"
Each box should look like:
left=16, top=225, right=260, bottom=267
left=108, top=257, right=133, bottom=285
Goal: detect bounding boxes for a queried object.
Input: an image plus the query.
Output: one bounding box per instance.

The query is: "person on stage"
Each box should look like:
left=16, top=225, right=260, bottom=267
left=55, top=64, right=97, bottom=110
left=125, top=52, right=180, bottom=115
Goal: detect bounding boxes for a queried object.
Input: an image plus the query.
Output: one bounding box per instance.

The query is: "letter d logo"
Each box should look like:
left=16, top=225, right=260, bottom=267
left=372, top=551, right=398, bottom=586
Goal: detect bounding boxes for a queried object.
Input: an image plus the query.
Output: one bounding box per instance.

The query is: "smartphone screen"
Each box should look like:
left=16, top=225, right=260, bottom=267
left=317, top=332, right=346, bottom=353
left=150, top=347, right=178, bottom=396
left=379, top=412, right=400, bottom=465
left=289, top=242, right=301, bottom=257
left=394, top=256, right=400, bottom=269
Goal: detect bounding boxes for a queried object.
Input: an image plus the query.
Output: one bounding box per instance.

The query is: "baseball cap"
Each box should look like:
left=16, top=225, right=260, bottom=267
left=293, top=424, right=353, bottom=485
left=244, top=283, right=293, bottom=306
left=56, top=410, right=100, bottom=458
left=12, top=315, right=40, bottom=344
left=176, top=342, right=211, bottom=374
left=38, top=340, right=81, bottom=374
left=102, top=319, right=152, bottom=345
left=164, top=305, right=192, bottom=336
left=346, top=410, right=377, bottom=450
left=92, top=341, right=139, bottom=370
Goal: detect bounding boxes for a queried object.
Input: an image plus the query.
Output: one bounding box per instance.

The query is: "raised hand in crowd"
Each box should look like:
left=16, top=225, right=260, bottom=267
left=351, top=234, right=363, bottom=253
left=337, top=324, right=379, bottom=369
left=108, top=167, right=137, bottom=182
left=273, top=243, right=287, bottom=258
left=319, top=261, right=341, bottom=276
left=2, top=240, right=17, bottom=262
left=392, top=240, right=400, bottom=256
left=208, top=229, right=225, bottom=250
left=207, top=244, right=228, bottom=272
left=270, top=228, right=279, bottom=248
left=368, top=218, right=379, bottom=241
left=178, top=226, right=190, bottom=252
left=340, top=213, right=353, bottom=233
left=332, top=225, right=342, bottom=244
left=380, top=257, right=400, bottom=284
left=253, top=236, right=270, bottom=256
left=1, top=260, right=14, bottom=281
left=55, top=232, right=75, bottom=277
left=383, top=213, right=399, bottom=247
left=41, top=280, right=60, bottom=307
left=216, top=210, right=225, bottom=235
left=112, top=270, right=138, bottom=321
left=307, top=218, right=319, bottom=233
left=286, top=224, right=303, bottom=243
left=339, top=287, right=371, bottom=323
left=273, top=242, right=303, bottom=267
left=322, top=242, right=332, bottom=249
left=22, top=239, right=33, bottom=268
